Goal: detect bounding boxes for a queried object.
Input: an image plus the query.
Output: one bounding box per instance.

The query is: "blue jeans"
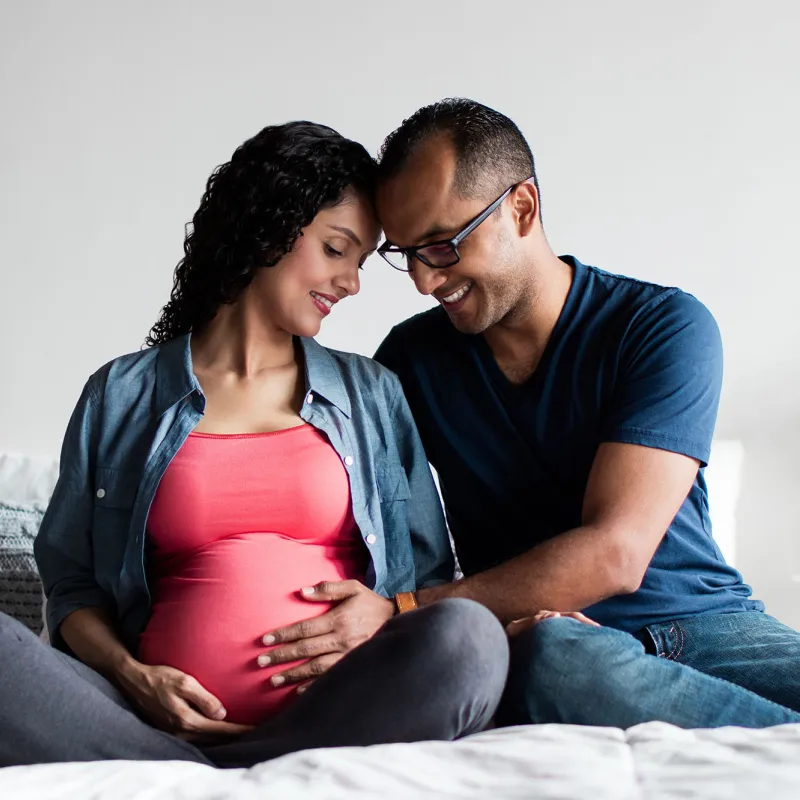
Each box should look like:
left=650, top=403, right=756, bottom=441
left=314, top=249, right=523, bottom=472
left=497, top=611, right=800, bottom=729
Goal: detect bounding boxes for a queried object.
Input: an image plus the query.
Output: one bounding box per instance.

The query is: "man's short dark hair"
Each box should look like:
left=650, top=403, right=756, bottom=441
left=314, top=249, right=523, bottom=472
left=378, top=98, right=539, bottom=207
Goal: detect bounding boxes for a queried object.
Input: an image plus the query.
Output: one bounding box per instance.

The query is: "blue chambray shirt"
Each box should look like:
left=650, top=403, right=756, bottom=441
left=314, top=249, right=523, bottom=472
left=34, top=334, right=454, bottom=655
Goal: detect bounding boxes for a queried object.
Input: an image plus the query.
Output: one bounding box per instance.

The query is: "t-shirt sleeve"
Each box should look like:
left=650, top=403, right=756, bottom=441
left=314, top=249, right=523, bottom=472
left=600, top=291, right=723, bottom=467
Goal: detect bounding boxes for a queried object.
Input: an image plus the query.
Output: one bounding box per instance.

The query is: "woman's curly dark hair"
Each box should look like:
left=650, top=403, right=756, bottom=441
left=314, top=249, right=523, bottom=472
left=146, top=122, right=377, bottom=346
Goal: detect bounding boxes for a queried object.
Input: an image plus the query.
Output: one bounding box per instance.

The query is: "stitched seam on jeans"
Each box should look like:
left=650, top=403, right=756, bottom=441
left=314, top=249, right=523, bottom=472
left=674, top=622, right=686, bottom=661
left=665, top=625, right=679, bottom=660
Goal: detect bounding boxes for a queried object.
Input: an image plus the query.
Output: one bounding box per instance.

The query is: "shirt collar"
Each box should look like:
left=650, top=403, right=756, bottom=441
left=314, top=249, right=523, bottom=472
left=154, top=333, right=351, bottom=419
left=155, top=334, right=202, bottom=417
left=299, top=336, right=351, bottom=418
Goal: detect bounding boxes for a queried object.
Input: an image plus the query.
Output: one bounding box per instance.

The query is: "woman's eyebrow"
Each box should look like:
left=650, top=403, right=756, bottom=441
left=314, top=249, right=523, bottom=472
left=328, top=225, right=361, bottom=247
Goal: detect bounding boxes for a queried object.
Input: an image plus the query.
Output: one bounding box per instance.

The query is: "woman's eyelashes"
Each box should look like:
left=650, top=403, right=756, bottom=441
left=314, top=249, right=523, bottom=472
left=325, top=241, right=368, bottom=270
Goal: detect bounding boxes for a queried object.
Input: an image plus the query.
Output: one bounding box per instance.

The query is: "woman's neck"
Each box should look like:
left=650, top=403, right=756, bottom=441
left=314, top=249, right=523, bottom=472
left=190, top=298, right=296, bottom=379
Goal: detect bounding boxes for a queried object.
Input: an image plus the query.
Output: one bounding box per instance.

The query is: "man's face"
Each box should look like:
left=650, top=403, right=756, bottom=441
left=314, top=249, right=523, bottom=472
left=376, top=136, right=530, bottom=335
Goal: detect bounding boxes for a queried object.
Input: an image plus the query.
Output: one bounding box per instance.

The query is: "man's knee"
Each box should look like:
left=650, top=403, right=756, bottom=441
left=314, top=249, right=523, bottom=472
left=514, top=616, right=635, bottom=666
left=499, top=618, right=641, bottom=725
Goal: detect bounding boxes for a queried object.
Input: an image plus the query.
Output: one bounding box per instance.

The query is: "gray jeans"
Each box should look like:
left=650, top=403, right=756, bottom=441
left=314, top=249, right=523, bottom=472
left=0, top=599, right=508, bottom=768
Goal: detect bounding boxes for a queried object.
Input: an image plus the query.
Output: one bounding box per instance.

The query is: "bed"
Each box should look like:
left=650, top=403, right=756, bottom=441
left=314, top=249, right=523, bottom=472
left=2, top=445, right=798, bottom=799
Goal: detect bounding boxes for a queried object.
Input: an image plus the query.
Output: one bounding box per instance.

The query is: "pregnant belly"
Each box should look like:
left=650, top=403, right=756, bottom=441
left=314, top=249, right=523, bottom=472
left=139, top=535, right=366, bottom=725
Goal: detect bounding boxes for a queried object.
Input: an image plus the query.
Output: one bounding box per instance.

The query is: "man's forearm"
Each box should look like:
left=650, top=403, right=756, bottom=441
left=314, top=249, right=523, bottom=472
left=417, top=523, right=640, bottom=623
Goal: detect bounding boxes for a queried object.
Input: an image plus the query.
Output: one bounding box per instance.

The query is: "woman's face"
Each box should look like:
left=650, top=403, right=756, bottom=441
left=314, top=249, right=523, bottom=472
left=248, top=192, right=380, bottom=338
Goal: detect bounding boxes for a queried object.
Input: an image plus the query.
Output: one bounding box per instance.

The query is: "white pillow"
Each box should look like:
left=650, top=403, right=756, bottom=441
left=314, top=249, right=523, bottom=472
left=704, top=440, right=744, bottom=567
left=0, top=452, right=59, bottom=509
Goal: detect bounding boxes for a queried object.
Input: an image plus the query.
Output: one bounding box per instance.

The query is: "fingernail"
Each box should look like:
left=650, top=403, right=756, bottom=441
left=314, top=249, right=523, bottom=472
left=297, top=685, right=308, bottom=695
left=263, top=634, right=275, bottom=645
left=258, top=655, right=271, bottom=667
left=271, top=675, right=285, bottom=687
left=215, top=707, right=227, bottom=720
left=301, top=586, right=315, bottom=596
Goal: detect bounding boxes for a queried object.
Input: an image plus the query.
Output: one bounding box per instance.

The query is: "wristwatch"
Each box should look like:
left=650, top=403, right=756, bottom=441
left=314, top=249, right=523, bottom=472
left=394, top=591, right=419, bottom=614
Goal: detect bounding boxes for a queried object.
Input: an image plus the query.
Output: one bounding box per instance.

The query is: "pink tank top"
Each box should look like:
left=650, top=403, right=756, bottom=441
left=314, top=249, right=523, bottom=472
left=139, top=425, right=367, bottom=725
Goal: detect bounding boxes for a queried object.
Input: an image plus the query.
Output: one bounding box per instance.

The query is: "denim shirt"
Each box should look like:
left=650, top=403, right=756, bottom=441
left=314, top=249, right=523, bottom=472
left=34, top=334, right=453, bottom=654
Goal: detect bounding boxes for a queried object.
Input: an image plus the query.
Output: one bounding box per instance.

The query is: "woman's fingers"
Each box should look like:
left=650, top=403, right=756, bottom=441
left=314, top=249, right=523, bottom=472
left=268, top=653, right=343, bottom=686
left=172, top=673, right=228, bottom=720
left=173, top=709, right=255, bottom=741
left=259, top=634, right=340, bottom=667
left=263, top=612, right=335, bottom=646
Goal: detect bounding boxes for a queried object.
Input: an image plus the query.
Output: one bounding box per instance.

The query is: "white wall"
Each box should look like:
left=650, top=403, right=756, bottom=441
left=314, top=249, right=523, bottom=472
left=1, top=1, right=799, bottom=625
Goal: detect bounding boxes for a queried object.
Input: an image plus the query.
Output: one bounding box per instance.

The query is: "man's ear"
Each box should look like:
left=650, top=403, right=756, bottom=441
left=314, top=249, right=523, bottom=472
left=512, top=182, right=540, bottom=237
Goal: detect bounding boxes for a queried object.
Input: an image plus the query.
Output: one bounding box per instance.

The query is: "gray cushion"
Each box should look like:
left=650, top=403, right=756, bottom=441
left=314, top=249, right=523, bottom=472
left=0, top=502, right=45, bottom=633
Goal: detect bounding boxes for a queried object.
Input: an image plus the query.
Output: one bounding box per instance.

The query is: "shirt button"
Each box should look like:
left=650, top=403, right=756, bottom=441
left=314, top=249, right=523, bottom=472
left=305, top=392, right=314, bottom=404
left=344, top=455, right=354, bottom=466
left=96, top=489, right=106, bottom=499
left=365, top=534, right=377, bottom=545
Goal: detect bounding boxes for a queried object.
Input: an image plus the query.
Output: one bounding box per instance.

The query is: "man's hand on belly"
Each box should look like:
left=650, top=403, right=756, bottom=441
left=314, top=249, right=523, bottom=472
left=258, top=580, right=395, bottom=689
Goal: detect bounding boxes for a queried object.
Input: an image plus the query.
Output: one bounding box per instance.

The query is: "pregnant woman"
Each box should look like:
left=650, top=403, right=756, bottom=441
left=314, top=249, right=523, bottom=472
left=0, top=122, right=508, bottom=768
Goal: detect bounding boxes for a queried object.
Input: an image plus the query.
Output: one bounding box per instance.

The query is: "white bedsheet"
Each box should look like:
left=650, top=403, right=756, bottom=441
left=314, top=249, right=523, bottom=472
left=2, top=722, right=799, bottom=799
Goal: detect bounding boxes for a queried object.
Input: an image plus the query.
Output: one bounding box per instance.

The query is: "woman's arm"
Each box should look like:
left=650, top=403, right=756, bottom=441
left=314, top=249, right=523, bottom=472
left=60, top=606, right=141, bottom=685
left=61, top=607, right=251, bottom=740
left=34, top=380, right=113, bottom=647
left=36, top=380, right=249, bottom=740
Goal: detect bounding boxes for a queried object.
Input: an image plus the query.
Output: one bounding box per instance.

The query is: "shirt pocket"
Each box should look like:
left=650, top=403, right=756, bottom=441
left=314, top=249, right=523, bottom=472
left=91, top=468, right=139, bottom=596
left=94, top=468, right=139, bottom=509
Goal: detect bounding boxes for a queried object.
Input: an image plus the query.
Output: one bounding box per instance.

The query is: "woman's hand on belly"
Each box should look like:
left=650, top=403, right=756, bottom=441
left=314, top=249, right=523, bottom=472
left=258, top=579, right=395, bottom=688
left=118, top=661, right=255, bottom=742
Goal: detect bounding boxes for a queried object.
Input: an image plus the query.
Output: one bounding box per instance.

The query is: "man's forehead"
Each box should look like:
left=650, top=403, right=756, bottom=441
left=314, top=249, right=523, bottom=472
left=378, top=139, right=465, bottom=244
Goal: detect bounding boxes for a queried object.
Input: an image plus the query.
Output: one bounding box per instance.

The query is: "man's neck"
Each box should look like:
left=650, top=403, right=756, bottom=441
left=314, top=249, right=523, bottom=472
left=483, top=252, right=574, bottom=384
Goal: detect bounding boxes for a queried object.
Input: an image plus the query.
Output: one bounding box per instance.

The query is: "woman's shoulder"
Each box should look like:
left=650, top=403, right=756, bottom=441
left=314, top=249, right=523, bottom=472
left=82, top=340, right=176, bottom=408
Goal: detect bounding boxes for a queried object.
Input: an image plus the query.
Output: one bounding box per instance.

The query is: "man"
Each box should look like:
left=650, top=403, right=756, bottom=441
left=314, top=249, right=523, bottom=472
left=369, top=98, right=800, bottom=728
left=258, top=99, right=799, bottom=729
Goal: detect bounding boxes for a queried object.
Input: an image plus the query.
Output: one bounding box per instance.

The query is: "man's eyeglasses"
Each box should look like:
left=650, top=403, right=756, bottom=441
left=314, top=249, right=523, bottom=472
left=378, top=177, right=533, bottom=273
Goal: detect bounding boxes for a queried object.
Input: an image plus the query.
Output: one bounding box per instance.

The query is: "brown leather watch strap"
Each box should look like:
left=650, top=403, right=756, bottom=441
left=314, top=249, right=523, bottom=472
left=394, top=591, right=419, bottom=614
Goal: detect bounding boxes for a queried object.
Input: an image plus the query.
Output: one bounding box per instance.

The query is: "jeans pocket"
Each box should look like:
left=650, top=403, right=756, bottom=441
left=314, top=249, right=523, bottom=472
left=644, top=621, right=686, bottom=660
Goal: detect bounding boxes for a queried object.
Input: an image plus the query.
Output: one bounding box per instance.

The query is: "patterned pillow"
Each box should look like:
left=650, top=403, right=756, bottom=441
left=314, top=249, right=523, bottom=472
left=0, top=502, right=45, bottom=633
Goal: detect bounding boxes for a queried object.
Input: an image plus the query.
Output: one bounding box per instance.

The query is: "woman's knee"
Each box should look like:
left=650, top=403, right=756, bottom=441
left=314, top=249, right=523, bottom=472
left=415, top=598, right=509, bottom=692
left=0, top=611, right=27, bottom=642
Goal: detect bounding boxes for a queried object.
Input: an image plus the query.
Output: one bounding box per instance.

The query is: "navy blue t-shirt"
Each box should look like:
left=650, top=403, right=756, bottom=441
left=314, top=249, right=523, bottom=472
left=375, top=256, right=762, bottom=632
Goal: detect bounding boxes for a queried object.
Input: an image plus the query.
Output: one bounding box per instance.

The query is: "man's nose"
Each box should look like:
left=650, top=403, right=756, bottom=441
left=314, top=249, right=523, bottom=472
left=411, top=260, right=448, bottom=297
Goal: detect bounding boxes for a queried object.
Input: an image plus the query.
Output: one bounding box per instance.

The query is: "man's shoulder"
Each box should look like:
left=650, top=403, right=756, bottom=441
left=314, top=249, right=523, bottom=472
left=582, top=261, right=674, bottom=306
left=624, top=286, right=719, bottom=345
left=374, top=306, right=451, bottom=370
left=386, top=305, right=450, bottom=343
left=578, top=260, right=717, bottom=337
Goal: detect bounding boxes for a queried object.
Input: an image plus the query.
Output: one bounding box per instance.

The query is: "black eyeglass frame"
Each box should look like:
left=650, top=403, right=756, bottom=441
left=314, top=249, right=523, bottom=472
left=378, top=176, right=533, bottom=273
